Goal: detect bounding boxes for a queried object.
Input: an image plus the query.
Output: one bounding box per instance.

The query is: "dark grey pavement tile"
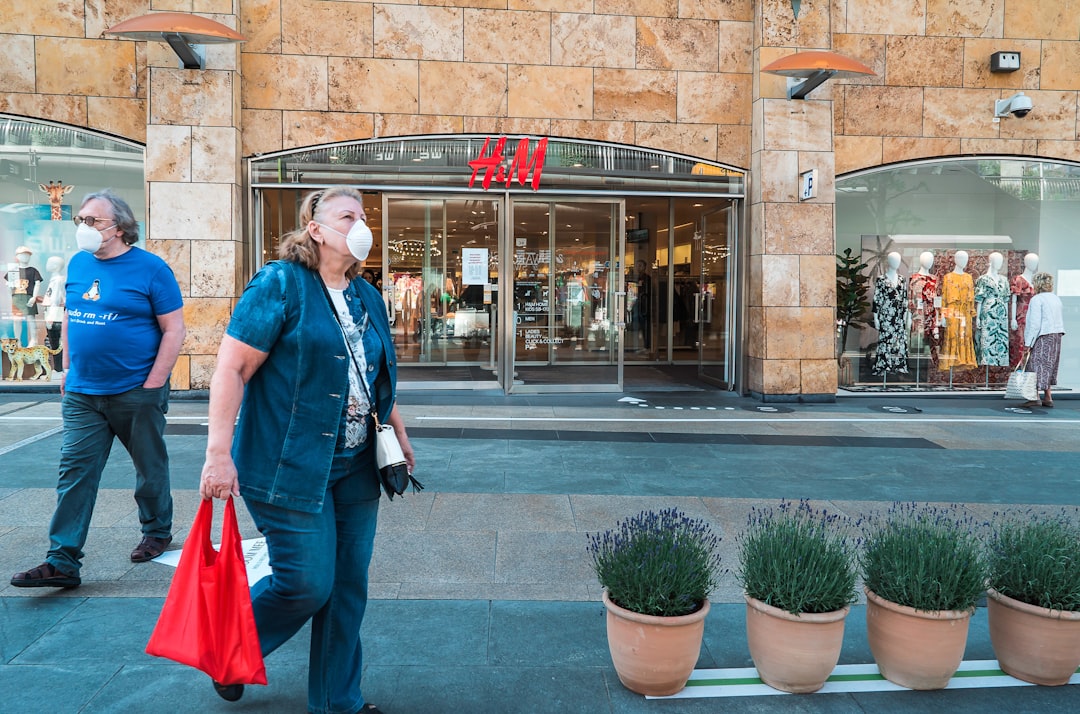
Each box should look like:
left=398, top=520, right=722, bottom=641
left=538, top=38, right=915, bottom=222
left=363, top=600, right=489, bottom=666
left=12, top=597, right=161, bottom=664
left=503, top=469, right=628, bottom=495
left=0, top=597, right=83, bottom=663
left=362, top=664, right=613, bottom=714
left=848, top=687, right=1080, bottom=713
left=488, top=600, right=609, bottom=667
left=1, top=662, right=123, bottom=714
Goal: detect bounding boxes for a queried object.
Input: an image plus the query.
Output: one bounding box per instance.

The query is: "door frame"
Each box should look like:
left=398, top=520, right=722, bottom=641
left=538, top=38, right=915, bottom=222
left=502, top=196, right=626, bottom=393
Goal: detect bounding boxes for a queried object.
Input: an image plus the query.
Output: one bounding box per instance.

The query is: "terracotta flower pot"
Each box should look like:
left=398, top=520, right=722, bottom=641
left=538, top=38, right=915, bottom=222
left=864, top=587, right=973, bottom=690
left=602, top=590, right=710, bottom=696
left=744, top=594, right=849, bottom=693
left=987, top=588, right=1080, bottom=686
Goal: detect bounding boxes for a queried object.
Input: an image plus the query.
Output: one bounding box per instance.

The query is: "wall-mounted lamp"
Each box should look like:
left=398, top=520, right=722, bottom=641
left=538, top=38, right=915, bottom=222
left=104, top=12, right=246, bottom=70
left=761, top=51, right=875, bottom=100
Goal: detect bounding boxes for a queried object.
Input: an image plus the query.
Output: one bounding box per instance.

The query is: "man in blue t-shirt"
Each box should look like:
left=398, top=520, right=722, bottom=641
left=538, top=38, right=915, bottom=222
left=11, top=189, right=186, bottom=589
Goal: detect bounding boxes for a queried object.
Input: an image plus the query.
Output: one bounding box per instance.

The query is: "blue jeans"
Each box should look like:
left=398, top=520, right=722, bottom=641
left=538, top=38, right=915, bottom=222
left=244, top=447, right=380, bottom=714
left=47, top=385, right=173, bottom=576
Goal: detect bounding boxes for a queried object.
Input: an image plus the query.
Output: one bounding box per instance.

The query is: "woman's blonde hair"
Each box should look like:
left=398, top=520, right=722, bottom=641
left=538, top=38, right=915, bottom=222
left=1033, top=271, right=1054, bottom=294
left=278, top=186, right=366, bottom=280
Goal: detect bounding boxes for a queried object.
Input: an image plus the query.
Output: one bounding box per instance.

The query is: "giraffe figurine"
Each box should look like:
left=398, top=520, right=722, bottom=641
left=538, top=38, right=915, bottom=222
left=39, top=181, right=74, bottom=221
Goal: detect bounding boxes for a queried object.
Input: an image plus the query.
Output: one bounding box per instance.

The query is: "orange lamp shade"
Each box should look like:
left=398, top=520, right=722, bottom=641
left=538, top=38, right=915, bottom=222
left=761, top=51, right=874, bottom=79
left=105, top=12, right=245, bottom=44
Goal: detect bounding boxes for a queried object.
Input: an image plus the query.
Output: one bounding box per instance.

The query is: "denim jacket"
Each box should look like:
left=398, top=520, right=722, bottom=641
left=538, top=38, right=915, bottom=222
left=227, top=260, right=397, bottom=512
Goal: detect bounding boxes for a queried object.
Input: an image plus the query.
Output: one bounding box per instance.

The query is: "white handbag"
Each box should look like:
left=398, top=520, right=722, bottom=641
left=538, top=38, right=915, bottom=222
left=1004, top=355, right=1038, bottom=402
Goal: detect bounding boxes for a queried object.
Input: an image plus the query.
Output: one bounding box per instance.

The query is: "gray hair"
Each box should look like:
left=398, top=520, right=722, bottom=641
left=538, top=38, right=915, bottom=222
left=80, top=189, right=139, bottom=245
left=1033, top=272, right=1054, bottom=294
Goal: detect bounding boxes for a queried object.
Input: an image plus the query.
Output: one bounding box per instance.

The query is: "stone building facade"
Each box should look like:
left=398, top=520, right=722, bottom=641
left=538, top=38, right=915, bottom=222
left=2, top=1, right=1078, bottom=398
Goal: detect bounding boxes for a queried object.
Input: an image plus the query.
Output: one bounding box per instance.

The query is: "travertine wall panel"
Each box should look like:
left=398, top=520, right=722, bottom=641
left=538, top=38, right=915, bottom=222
left=240, top=0, right=282, bottom=53
left=1040, top=42, right=1080, bottom=91
left=881, top=137, right=961, bottom=164
left=925, top=0, right=1003, bottom=37
left=549, top=119, right=635, bottom=143
left=0, top=1, right=83, bottom=36
left=284, top=111, right=375, bottom=148
left=466, top=10, right=551, bottom=65
left=151, top=69, right=237, bottom=125
left=834, top=135, right=882, bottom=174
left=716, top=124, right=750, bottom=168
left=420, top=62, right=508, bottom=117
left=847, top=0, right=925, bottom=36
left=87, top=97, right=148, bottom=142
left=922, top=88, right=998, bottom=137
left=997, top=90, right=1078, bottom=140
left=637, top=17, right=719, bottom=71
left=375, top=113, right=464, bottom=136
left=282, top=0, right=374, bottom=57
left=331, top=58, right=419, bottom=114
left=595, top=0, right=677, bottom=17
left=799, top=254, right=836, bottom=308
left=374, top=6, right=465, bottom=61
left=763, top=203, right=834, bottom=255
left=680, top=0, right=752, bottom=22
left=1, top=35, right=35, bottom=93
left=884, top=36, right=963, bottom=87
left=509, top=0, right=591, bottom=12
left=1004, top=0, right=1080, bottom=41
left=149, top=182, right=234, bottom=243
left=467, top=117, right=554, bottom=134
left=718, top=21, right=754, bottom=73
left=241, top=55, right=328, bottom=111
left=842, top=86, right=924, bottom=137
left=551, top=14, right=636, bottom=68
left=36, top=38, right=137, bottom=97
left=146, top=125, right=193, bottom=182
left=241, top=109, right=283, bottom=155
left=191, top=240, right=242, bottom=298
left=761, top=0, right=830, bottom=48
left=677, top=72, right=751, bottom=125
left=594, top=69, right=677, bottom=122
left=0, top=95, right=85, bottom=125
left=509, top=65, right=592, bottom=119
left=832, top=34, right=885, bottom=85
left=636, top=122, right=717, bottom=160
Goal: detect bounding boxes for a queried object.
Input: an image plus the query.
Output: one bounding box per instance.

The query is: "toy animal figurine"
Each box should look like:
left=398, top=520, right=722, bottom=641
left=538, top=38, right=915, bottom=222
left=39, top=181, right=74, bottom=221
left=1, top=338, right=61, bottom=380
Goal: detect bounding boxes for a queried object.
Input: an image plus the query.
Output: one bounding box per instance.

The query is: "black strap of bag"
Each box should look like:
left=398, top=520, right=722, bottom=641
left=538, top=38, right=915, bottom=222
left=315, top=272, right=424, bottom=499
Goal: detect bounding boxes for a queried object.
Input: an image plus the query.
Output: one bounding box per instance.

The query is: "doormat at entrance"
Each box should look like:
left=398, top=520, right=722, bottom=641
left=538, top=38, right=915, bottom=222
left=645, top=661, right=1080, bottom=699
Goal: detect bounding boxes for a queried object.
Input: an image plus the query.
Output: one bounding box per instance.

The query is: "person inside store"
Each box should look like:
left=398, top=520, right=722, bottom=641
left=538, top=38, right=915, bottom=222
left=632, top=260, right=652, bottom=351
left=1020, top=271, right=1065, bottom=408
left=10, top=189, right=186, bottom=589
left=199, top=186, right=413, bottom=713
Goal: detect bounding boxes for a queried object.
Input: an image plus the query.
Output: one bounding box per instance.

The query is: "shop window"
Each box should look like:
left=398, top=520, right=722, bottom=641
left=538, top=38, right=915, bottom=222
left=836, top=158, right=1080, bottom=394
left=1, top=116, right=144, bottom=382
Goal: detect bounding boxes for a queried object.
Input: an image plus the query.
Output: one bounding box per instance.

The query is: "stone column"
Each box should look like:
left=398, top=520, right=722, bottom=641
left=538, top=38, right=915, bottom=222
left=747, top=1, right=837, bottom=401
left=144, top=9, right=243, bottom=391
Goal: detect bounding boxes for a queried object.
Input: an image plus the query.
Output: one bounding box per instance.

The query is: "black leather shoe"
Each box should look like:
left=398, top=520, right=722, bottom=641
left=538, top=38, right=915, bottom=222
left=213, top=681, right=244, bottom=702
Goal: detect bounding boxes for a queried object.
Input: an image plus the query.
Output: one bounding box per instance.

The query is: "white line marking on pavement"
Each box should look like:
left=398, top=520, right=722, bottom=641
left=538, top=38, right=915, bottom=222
left=417, top=416, right=1079, bottom=424
left=0, top=425, right=63, bottom=457
left=646, top=661, right=1080, bottom=699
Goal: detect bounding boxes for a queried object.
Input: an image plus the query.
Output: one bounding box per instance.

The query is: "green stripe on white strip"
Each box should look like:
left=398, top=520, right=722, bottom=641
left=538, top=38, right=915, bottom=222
left=646, top=661, right=1080, bottom=699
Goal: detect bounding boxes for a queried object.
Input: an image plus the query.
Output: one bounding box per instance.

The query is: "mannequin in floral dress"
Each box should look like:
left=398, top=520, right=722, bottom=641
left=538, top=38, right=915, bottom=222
left=1009, top=253, right=1038, bottom=367
left=940, top=250, right=977, bottom=370
left=908, top=251, right=940, bottom=367
left=974, top=251, right=1010, bottom=367
left=871, top=252, right=910, bottom=375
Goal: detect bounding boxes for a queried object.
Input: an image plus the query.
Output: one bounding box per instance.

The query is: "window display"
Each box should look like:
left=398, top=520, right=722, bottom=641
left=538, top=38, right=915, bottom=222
left=0, top=116, right=143, bottom=382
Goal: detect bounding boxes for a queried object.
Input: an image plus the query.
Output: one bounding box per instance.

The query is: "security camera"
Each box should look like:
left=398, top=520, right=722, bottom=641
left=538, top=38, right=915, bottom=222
left=995, top=92, right=1033, bottom=118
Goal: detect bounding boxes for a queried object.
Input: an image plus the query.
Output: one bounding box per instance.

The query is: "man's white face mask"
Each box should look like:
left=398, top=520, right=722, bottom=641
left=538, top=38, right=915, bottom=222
left=317, top=219, right=373, bottom=262
left=75, top=223, right=117, bottom=254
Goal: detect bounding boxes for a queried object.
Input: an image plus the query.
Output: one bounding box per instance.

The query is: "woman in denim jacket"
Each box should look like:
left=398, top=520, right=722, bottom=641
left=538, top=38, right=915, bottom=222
left=200, top=186, right=413, bottom=714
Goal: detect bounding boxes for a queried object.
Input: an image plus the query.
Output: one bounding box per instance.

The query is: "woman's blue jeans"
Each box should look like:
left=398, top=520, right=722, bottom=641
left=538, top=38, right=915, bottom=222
left=244, top=448, right=380, bottom=714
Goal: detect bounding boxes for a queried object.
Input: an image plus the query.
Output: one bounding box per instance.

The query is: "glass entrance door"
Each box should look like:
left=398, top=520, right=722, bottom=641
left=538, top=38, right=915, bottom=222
left=384, top=196, right=500, bottom=386
left=504, top=199, right=624, bottom=392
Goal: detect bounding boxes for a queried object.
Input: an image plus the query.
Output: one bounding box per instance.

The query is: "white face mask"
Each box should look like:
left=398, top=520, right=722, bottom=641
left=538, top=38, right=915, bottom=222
left=76, top=223, right=116, bottom=254
left=318, top=220, right=373, bottom=262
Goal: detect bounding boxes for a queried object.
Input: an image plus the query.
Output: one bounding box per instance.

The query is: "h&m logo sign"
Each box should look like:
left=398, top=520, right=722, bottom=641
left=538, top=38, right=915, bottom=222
left=467, top=137, right=548, bottom=191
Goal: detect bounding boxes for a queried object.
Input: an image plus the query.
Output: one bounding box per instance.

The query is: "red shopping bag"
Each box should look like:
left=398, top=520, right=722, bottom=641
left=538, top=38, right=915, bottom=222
left=146, top=497, right=267, bottom=686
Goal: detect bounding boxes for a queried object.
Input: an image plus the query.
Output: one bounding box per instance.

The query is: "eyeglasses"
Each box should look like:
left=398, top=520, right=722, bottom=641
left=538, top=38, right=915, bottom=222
left=73, top=215, right=114, bottom=228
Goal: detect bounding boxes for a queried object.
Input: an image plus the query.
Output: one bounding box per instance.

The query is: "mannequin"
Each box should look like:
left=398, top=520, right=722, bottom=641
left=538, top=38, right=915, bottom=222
left=9, top=246, right=43, bottom=346
left=940, top=250, right=977, bottom=370
left=974, top=252, right=1010, bottom=366
left=1009, top=252, right=1038, bottom=365
left=41, top=256, right=66, bottom=373
left=908, top=251, right=941, bottom=366
left=871, top=252, right=910, bottom=376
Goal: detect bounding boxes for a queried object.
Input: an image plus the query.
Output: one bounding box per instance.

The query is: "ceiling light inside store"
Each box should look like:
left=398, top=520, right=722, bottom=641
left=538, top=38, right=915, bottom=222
left=889, top=235, right=1013, bottom=244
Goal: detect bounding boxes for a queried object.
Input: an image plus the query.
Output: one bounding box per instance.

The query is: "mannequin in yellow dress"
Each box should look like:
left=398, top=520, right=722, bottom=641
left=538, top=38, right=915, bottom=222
left=939, top=250, right=977, bottom=370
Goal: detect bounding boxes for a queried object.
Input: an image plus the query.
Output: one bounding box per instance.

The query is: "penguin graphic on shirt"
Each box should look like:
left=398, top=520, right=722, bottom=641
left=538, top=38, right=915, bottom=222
left=83, top=279, right=101, bottom=302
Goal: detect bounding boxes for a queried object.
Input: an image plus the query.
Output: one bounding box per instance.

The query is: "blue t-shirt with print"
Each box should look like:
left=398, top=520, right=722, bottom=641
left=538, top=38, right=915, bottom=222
left=65, top=247, right=184, bottom=395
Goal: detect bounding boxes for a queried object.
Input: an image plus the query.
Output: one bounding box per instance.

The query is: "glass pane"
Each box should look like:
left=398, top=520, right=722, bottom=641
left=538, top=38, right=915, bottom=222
left=511, top=199, right=620, bottom=389
left=699, top=202, right=733, bottom=384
